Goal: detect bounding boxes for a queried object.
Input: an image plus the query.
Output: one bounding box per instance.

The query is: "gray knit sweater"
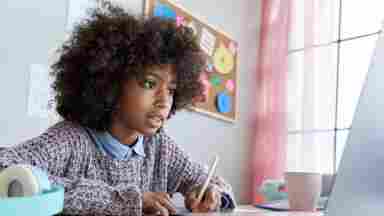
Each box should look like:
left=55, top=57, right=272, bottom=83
left=0, top=121, right=235, bottom=215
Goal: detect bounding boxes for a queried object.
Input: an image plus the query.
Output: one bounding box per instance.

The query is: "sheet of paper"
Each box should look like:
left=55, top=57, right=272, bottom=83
left=27, top=64, right=56, bottom=119
left=226, top=79, right=235, bottom=92
left=200, top=28, right=216, bottom=56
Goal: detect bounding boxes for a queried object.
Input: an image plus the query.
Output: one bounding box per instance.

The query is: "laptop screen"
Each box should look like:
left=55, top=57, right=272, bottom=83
left=326, top=30, right=384, bottom=216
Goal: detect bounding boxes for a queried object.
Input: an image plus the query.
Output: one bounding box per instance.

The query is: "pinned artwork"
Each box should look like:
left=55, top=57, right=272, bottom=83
left=146, top=0, right=238, bottom=123
left=210, top=75, right=222, bottom=87
left=206, top=62, right=214, bottom=73
left=216, top=92, right=232, bottom=113
left=213, top=43, right=235, bottom=74
left=225, top=79, right=235, bottom=92
left=154, top=3, right=176, bottom=19
left=176, top=16, right=185, bottom=27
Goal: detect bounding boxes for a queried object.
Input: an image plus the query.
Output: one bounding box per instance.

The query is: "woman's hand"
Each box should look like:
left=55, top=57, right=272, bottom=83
left=184, top=185, right=221, bottom=212
left=143, top=192, right=176, bottom=216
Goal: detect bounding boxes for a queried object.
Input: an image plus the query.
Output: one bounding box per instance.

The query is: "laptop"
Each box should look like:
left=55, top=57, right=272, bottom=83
left=325, top=29, right=384, bottom=215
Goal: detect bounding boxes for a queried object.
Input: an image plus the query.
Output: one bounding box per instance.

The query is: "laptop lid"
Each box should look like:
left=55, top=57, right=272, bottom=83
left=326, top=30, right=384, bottom=215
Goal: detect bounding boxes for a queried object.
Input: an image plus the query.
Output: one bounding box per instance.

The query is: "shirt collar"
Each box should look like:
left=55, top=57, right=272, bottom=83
left=88, top=128, right=145, bottom=159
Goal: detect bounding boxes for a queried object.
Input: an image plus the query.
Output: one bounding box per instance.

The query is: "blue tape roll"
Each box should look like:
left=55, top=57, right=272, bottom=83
left=29, top=166, right=51, bottom=194
left=0, top=165, right=64, bottom=215
left=0, top=165, right=51, bottom=197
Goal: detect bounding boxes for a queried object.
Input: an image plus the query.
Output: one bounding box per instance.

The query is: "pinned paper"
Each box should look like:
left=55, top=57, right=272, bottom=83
left=213, top=43, right=235, bottom=74
left=200, top=28, right=216, bottom=56
left=225, top=79, right=235, bottom=92
left=229, top=41, right=238, bottom=55
left=154, top=3, right=176, bottom=19
left=206, top=62, right=214, bottom=73
left=176, top=16, right=185, bottom=27
left=216, top=92, right=232, bottom=113
left=210, top=75, right=222, bottom=86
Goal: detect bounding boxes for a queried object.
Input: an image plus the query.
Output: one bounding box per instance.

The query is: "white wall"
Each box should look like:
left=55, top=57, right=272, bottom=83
left=0, top=0, right=67, bottom=146
left=0, top=0, right=262, bottom=204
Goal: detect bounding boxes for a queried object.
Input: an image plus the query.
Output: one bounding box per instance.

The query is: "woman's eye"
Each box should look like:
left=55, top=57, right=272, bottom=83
left=143, top=79, right=156, bottom=89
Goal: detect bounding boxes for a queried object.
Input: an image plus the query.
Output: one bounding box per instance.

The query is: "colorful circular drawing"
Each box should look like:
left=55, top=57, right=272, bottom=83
left=213, top=43, right=235, bottom=74
left=216, top=92, right=232, bottom=113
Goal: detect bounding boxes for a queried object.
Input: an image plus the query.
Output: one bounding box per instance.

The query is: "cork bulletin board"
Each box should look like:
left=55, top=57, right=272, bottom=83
left=144, top=0, right=239, bottom=123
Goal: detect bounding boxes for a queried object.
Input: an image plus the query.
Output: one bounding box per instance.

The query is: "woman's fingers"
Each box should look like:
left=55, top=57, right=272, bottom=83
left=189, top=197, right=200, bottom=212
left=143, top=192, right=177, bottom=215
left=157, top=193, right=177, bottom=214
left=203, top=189, right=219, bottom=210
left=154, top=201, right=169, bottom=216
left=187, top=188, right=220, bottom=212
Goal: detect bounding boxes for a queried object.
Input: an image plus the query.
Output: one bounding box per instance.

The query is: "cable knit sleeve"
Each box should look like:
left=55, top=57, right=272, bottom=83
left=160, top=131, right=237, bottom=211
left=49, top=176, right=141, bottom=215
left=0, top=121, right=142, bottom=216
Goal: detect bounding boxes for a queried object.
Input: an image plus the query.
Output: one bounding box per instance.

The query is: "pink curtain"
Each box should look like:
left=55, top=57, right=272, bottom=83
left=248, top=0, right=291, bottom=203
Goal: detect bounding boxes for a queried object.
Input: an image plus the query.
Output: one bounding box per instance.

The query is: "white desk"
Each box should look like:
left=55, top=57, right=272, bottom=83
left=180, top=205, right=322, bottom=216
left=168, top=195, right=322, bottom=216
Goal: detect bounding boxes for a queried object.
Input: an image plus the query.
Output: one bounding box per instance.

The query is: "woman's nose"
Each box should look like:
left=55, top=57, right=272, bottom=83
left=155, top=84, right=172, bottom=105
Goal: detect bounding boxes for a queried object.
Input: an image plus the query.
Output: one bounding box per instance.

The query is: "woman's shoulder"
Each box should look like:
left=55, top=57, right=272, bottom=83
left=35, top=120, right=91, bottom=147
left=45, top=120, right=87, bottom=137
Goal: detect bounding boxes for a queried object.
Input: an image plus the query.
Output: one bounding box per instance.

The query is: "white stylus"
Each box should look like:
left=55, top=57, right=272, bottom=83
left=196, top=155, right=219, bottom=202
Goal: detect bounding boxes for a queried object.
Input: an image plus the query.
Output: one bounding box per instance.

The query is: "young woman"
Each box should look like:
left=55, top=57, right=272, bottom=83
left=0, top=2, right=235, bottom=215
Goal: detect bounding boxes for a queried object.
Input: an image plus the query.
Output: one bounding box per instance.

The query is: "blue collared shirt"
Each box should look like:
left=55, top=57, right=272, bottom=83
left=86, top=128, right=145, bottom=160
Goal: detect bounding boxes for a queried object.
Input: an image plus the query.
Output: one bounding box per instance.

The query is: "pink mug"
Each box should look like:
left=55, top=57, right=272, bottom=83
left=285, top=172, right=322, bottom=211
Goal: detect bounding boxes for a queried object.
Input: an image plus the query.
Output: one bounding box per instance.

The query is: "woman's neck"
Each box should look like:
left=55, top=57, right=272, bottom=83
left=109, top=123, right=140, bottom=146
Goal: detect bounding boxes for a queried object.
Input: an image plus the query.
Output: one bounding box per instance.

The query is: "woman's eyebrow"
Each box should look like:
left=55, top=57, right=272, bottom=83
left=146, top=72, right=177, bottom=86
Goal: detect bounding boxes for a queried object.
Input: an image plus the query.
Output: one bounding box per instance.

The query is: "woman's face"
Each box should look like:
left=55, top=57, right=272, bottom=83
left=111, top=64, right=176, bottom=136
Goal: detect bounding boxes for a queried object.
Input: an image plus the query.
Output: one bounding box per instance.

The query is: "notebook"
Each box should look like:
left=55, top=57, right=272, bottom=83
left=254, top=196, right=328, bottom=212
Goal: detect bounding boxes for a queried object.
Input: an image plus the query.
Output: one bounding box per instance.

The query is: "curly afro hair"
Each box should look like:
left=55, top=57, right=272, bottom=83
left=51, top=1, right=206, bottom=131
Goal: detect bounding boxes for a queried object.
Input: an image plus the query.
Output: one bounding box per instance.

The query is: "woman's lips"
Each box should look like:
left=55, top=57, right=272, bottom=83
left=147, top=113, right=165, bottom=128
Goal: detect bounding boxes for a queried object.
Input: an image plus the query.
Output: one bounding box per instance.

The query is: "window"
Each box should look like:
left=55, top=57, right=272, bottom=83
left=287, top=0, right=382, bottom=174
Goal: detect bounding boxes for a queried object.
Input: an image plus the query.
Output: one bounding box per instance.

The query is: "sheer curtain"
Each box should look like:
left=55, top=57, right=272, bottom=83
left=250, top=0, right=340, bottom=203
left=286, top=0, right=339, bottom=174
left=249, top=0, right=290, bottom=203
